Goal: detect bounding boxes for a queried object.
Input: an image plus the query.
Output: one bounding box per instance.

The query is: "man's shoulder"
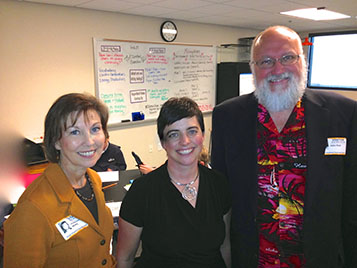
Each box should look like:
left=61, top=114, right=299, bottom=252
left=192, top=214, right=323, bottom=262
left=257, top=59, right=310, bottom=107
left=107, top=142, right=122, bottom=152
left=102, top=143, right=125, bottom=161
left=305, top=88, right=355, bottom=103
left=305, top=88, right=356, bottom=110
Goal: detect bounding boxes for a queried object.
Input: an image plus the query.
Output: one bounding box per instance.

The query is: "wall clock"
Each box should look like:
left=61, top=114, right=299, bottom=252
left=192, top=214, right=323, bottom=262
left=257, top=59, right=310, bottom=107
left=160, top=21, right=178, bottom=42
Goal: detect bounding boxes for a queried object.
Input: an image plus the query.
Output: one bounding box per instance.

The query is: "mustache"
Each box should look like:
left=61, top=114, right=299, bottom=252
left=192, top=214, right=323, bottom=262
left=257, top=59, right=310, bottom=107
left=266, top=72, right=291, bottom=83
left=253, top=71, right=305, bottom=112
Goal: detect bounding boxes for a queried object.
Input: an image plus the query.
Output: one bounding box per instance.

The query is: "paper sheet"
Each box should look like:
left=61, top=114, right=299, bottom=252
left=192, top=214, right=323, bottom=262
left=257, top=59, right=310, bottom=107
left=97, top=171, right=119, bottom=182
left=105, top=201, right=122, bottom=217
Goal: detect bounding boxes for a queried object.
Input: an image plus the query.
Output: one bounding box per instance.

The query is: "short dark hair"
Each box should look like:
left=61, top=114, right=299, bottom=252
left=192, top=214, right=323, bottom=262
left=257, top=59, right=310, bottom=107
left=157, top=97, right=204, bottom=141
left=44, top=93, right=109, bottom=163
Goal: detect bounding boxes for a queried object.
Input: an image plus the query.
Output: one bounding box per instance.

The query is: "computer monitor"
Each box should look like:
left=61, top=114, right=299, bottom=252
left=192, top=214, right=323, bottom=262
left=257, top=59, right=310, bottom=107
left=239, top=73, right=255, bottom=95
left=308, top=30, right=357, bottom=91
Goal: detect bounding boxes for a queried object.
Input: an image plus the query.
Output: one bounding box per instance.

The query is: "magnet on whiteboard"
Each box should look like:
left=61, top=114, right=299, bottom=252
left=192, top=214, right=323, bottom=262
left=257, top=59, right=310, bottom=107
left=132, top=112, right=145, bottom=121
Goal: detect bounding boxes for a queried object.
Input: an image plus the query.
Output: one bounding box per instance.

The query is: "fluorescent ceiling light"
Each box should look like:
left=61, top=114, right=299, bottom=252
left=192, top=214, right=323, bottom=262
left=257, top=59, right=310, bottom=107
left=280, top=7, right=350, bottom=21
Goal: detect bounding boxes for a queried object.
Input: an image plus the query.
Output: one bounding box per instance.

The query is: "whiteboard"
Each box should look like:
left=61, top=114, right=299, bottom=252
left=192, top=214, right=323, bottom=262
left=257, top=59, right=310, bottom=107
left=93, top=39, right=217, bottom=125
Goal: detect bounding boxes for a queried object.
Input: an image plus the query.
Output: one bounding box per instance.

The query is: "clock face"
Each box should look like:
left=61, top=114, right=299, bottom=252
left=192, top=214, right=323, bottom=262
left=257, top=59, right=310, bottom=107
left=161, top=21, right=177, bottom=42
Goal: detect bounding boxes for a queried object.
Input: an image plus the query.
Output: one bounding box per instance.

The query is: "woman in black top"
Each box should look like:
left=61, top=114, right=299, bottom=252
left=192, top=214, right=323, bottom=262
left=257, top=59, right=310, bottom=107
left=116, top=97, right=232, bottom=268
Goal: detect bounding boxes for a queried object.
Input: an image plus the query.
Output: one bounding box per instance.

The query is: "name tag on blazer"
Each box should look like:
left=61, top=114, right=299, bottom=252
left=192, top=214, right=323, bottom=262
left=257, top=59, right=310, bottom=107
left=324, top=137, right=347, bottom=155
left=55, top=215, right=88, bottom=240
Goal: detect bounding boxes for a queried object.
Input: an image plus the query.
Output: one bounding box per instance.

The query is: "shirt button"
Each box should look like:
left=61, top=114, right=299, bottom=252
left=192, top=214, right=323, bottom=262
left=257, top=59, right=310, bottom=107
left=100, top=239, right=106, bottom=246
left=102, top=259, right=107, bottom=265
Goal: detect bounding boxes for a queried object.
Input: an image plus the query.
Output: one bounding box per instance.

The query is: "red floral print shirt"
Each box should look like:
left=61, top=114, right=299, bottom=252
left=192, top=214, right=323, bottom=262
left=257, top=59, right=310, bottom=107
left=256, top=100, right=307, bottom=267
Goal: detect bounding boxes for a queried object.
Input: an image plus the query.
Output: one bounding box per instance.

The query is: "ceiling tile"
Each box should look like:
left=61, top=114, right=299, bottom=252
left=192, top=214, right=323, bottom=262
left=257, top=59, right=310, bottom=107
left=152, top=0, right=210, bottom=10
left=78, top=0, right=141, bottom=12
left=21, top=0, right=357, bottom=32
left=122, top=5, right=177, bottom=16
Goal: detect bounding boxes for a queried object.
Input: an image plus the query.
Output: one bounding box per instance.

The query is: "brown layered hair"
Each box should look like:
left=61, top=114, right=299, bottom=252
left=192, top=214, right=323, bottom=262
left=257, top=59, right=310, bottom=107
left=44, top=93, right=109, bottom=163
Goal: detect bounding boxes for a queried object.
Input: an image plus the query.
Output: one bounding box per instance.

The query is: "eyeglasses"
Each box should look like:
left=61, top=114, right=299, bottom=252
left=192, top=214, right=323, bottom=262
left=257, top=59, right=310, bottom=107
left=252, top=54, right=301, bottom=69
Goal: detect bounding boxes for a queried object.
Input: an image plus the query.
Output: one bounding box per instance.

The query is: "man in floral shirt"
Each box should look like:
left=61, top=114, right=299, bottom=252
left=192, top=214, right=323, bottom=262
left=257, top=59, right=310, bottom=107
left=211, top=26, right=357, bottom=268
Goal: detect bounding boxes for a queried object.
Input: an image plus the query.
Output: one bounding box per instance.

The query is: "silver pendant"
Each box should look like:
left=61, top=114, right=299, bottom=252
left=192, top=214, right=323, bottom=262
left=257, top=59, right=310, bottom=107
left=182, top=185, right=197, bottom=201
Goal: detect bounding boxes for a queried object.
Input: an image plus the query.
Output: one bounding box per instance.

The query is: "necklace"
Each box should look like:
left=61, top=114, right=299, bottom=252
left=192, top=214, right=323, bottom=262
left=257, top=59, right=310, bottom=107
left=171, top=172, right=199, bottom=201
left=74, top=174, right=94, bottom=202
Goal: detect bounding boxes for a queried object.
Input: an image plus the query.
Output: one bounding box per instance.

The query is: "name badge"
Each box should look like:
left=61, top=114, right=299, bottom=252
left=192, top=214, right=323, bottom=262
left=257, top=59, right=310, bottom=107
left=324, top=137, right=347, bottom=155
left=55, top=215, right=88, bottom=241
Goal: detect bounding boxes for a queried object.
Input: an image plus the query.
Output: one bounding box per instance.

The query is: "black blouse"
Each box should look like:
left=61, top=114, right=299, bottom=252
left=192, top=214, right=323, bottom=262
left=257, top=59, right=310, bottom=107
left=120, top=162, right=232, bottom=268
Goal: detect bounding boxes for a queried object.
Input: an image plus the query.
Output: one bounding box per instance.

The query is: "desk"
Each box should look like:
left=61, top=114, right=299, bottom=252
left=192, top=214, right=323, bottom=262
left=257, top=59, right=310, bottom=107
left=103, top=169, right=141, bottom=202
left=102, top=169, right=142, bottom=256
left=103, top=168, right=142, bottom=227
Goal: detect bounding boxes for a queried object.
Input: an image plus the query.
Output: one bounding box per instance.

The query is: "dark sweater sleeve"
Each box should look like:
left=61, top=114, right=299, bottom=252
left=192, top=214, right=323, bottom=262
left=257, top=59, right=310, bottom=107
left=119, top=176, right=146, bottom=227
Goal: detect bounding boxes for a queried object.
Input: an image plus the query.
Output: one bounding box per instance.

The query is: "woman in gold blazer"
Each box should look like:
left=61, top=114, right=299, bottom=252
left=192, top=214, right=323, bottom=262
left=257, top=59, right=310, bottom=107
left=4, top=93, right=116, bottom=267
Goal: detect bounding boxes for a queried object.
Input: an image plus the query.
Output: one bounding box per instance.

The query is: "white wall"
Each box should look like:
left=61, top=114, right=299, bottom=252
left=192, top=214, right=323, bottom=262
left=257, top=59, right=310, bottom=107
left=0, top=0, right=258, bottom=169
left=2, top=1, right=356, bottom=170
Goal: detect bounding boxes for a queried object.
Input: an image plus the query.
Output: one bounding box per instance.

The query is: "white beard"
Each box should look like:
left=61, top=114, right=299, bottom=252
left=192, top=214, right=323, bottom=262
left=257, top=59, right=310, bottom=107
left=253, top=72, right=306, bottom=112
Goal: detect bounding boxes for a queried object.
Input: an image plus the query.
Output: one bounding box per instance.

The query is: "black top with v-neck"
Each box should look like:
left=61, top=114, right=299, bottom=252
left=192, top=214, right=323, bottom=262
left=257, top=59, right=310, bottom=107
left=120, top=162, right=232, bottom=268
left=75, top=177, right=98, bottom=224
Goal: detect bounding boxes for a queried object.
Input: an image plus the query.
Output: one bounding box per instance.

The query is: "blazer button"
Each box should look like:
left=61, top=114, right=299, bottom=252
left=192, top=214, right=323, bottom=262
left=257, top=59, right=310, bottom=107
left=102, top=259, right=107, bottom=265
left=100, top=239, right=106, bottom=246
